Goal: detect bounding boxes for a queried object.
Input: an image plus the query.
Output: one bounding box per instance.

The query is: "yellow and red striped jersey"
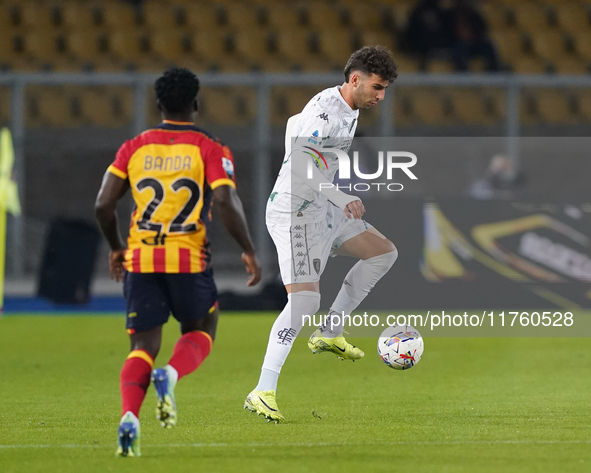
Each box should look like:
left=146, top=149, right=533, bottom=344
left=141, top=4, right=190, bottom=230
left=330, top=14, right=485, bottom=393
left=107, top=120, right=236, bottom=273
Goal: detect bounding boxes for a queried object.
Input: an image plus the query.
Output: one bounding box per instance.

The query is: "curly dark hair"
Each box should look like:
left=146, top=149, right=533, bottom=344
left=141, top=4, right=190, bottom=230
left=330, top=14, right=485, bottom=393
left=344, top=45, right=398, bottom=83
left=155, top=67, right=200, bottom=114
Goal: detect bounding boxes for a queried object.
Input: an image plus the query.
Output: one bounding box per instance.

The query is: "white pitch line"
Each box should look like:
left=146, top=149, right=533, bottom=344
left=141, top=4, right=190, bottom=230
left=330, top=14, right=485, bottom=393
left=1, top=439, right=590, bottom=449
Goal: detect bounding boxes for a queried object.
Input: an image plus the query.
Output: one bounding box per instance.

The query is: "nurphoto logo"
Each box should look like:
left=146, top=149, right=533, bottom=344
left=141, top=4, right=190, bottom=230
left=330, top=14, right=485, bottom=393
left=306, top=147, right=418, bottom=192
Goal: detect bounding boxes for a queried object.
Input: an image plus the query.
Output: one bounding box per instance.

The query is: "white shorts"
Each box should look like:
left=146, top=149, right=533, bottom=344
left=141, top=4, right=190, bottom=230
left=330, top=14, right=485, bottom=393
left=267, top=205, right=372, bottom=285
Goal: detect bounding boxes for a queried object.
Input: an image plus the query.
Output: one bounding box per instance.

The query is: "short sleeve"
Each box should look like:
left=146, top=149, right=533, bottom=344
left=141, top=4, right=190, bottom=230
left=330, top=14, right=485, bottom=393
left=202, top=140, right=236, bottom=190
left=107, top=140, right=133, bottom=179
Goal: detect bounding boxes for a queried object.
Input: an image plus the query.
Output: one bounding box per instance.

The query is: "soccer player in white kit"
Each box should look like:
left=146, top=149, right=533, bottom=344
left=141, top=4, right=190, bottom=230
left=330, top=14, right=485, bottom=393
left=245, top=46, right=399, bottom=422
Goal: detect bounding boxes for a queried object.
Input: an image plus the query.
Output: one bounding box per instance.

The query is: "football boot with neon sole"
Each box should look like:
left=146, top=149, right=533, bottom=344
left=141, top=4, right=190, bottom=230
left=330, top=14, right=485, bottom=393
left=116, top=412, right=141, bottom=457
left=308, top=329, right=365, bottom=360
left=244, top=390, right=285, bottom=423
left=151, top=367, right=177, bottom=428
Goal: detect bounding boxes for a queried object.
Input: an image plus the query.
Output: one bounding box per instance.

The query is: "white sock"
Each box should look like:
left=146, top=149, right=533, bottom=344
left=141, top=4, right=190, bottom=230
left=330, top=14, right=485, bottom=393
left=255, top=291, right=321, bottom=392
left=255, top=368, right=280, bottom=392
left=321, top=250, right=398, bottom=337
left=165, top=364, right=178, bottom=386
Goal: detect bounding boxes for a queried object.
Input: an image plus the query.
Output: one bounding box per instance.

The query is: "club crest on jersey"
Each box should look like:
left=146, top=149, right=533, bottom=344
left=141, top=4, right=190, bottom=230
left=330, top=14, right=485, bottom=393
left=317, top=113, right=329, bottom=123
left=308, top=130, right=319, bottom=145
left=222, top=157, right=234, bottom=177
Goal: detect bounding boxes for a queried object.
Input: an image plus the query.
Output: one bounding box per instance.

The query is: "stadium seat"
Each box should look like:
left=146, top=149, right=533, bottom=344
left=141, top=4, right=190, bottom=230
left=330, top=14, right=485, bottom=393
left=66, top=30, right=107, bottom=63
left=23, top=31, right=65, bottom=61
left=215, top=57, right=255, bottom=73
left=358, top=31, right=396, bottom=54
left=183, top=3, right=223, bottom=29
left=392, top=89, right=416, bottom=128
left=490, top=30, right=528, bottom=68
left=151, top=31, right=190, bottom=61
left=299, top=56, right=342, bottom=72
left=76, top=87, right=132, bottom=127
left=163, top=57, right=212, bottom=74
left=573, top=32, right=591, bottom=61
left=191, top=29, right=232, bottom=63
left=0, top=4, right=16, bottom=30
left=97, top=1, right=139, bottom=29
left=513, top=2, right=551, bottom=31
left=404, top=88, right=450, bottom=126
left=392, top=55, right=420, bottom=73
left=233, top=30, right=272, bottom=62
left=300, top=54, right=345, bottom=73
left=449, top=89, right=493, bottom=125
left=479, top=3, right=511, bottom=31
left=265, top=4, right=302, bottom=30
left=343, top=3, right=384, bottom=30
left=575, top=89, right=591, bottom=121
left=59, top=1, right=98, bottom=29
left=0, top=32, right=18, bottom=64
left=15, top=3, right=58, bottom=30
left=108, top=30, right=149, bottom=62
left=553, top=56, right=588, bottom=74
left=25, top=86, right=76, bottom=128
left=275, top=30, right=313, bottom=63
left=198, top=87, right=256, bottom=126
left=530, top=30, right=568, bottom=62
left=303, top=3, right=344, bottom=29
left=555, top=2, right=591, bottom=31
left=519, top=90, right=539, bottom=125
left=534, top=89, right=577, bottom=124
left=317, top=30, right=354, bottom=65
left=426, top=59, right=454, bottom=73
left=141, top=2, right=181, bottom=30
left=75, top=88, right=113, bottom=127
left=256, top=56, right=294, bottom=73
left=222, top=2, right=264, bottom=29
left=511, top=56, right=548, bottom=73
left=482, top=88, right=506, bottom=120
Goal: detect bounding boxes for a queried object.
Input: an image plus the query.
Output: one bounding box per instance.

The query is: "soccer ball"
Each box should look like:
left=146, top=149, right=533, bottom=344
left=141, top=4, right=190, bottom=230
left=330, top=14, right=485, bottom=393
left=377, top=325, right=424, bottom=370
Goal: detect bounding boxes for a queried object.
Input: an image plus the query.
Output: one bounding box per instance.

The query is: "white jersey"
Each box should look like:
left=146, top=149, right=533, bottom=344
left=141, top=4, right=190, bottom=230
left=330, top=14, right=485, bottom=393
left=267, top=85, right=359, bottom=224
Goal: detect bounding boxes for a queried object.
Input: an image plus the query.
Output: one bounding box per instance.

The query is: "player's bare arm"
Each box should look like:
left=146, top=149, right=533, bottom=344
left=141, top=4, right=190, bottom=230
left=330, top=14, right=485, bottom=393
left=213, top=184, right=262, bottom=286
left=95, top=171, right=129, bottom=282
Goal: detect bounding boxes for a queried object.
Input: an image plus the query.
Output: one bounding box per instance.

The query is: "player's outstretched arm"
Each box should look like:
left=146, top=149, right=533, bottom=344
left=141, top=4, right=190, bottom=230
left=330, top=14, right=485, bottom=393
left=95, top=171, right=129, bottom=282
left=213, top=185, right=262, bottom=286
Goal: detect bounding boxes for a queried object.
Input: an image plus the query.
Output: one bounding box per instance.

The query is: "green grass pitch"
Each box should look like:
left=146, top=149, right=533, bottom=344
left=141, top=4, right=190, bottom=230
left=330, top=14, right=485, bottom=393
left=1, top=313, right=590, bottom=473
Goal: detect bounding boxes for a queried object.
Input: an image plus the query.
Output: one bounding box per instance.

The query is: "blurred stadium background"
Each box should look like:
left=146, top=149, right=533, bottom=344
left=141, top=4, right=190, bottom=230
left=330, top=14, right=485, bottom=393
left=2, top=0, right=591, bottom=307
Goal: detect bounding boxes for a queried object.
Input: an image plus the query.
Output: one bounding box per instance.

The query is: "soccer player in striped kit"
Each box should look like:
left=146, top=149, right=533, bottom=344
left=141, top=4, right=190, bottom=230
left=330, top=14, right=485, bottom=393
left=96, top=67, right=261, bottom=457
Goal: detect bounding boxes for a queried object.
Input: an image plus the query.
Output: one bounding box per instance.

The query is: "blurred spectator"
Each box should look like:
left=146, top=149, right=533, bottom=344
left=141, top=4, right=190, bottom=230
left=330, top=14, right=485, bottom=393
left=403, top=0, right=454, bottom=69
left=402, top=0, right=499, bottom=72
left=449, top=0, right=500, bottom=71
left=466, top=155, right=526, bottom=199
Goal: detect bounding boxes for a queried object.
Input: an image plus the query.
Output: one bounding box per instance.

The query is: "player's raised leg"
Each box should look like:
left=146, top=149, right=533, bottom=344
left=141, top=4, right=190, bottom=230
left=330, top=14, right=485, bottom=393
left=309, top=227, right=398, bottom=355
left=245, top=283, right=320, bottom=423
left=117, top=325, right=162, bottom=457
